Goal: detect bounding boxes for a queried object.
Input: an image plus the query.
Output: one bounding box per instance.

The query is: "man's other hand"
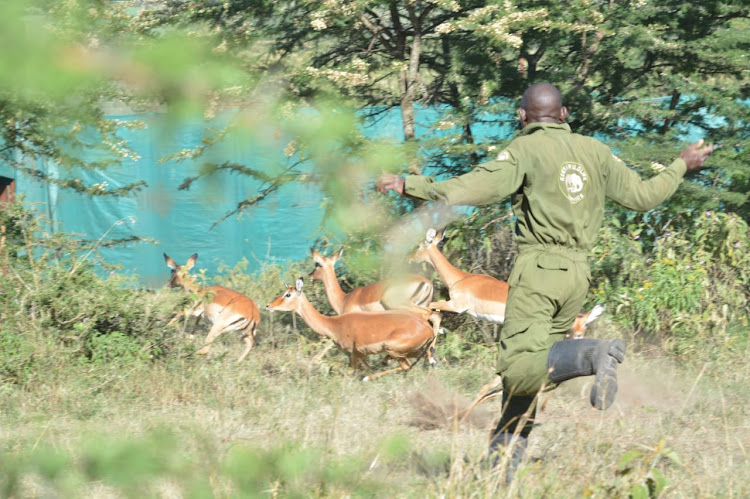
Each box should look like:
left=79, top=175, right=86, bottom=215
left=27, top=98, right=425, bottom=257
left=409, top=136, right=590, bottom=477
left=375, top=174, right=405, bottom=195
left=680, top=139, right=714, bottom=172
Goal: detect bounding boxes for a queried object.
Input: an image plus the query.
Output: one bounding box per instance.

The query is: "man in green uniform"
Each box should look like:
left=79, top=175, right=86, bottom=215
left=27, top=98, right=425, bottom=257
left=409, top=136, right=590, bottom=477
left=375, top=82, right=714, bottom=477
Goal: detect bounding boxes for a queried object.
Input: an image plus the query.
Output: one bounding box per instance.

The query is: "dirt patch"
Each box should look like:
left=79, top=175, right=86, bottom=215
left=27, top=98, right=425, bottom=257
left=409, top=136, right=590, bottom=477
left=406, top=379, right=498, bottom=430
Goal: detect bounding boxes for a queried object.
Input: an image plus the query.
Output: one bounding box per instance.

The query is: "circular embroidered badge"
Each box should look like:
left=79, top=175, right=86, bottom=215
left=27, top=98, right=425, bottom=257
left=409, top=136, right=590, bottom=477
left=558, top=162, right=588, bottom=204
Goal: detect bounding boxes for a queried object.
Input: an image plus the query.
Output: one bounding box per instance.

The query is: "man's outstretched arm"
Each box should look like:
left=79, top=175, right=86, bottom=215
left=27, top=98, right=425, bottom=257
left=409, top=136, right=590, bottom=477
left=375, top=174, right=406, bottom=196
left=606, top=139, right=714, bottom=211
left=375, top=156, right=525, bottom=206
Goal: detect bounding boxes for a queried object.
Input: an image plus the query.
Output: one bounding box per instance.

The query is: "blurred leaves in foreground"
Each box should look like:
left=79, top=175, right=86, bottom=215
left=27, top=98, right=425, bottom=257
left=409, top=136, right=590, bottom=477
left=0, top=427, right=380, bottom=497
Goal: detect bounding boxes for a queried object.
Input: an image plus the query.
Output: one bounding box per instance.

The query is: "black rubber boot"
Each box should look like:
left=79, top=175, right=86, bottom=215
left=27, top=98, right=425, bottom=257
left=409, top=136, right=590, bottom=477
left=547, top=338, right=626, bottom=410
left=488, top=431, right=528, bottom=484
left=487, top=393, right=536, bottom=484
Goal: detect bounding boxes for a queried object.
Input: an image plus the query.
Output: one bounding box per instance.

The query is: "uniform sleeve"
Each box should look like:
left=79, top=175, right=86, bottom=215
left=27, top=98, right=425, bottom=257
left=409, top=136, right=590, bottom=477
left=604, top=152, right=687, bottom=211
left=403, top=152, right=524, bottom=206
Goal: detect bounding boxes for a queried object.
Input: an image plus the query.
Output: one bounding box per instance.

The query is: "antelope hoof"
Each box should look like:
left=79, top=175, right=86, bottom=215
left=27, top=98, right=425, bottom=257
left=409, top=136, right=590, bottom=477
left=197, top=346, right=211, bottom=355
left=362, top=375, right=371, bottom=382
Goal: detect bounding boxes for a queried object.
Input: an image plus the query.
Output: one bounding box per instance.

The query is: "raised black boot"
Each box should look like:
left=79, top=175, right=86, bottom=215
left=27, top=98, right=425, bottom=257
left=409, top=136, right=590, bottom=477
left=547, top=338, right=626, bottom=410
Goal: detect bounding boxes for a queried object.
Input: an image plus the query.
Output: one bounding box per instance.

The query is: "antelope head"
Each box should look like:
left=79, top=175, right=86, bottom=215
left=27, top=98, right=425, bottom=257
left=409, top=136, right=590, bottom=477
left=266, top=278, right=305, bottom=313
left=570, top=304, right=605, bottom=338
left=164, top=252, right=198, bottom=290
left=408, top=228, right=445, bottom=265
left=308, top=248, right=343, bottom=282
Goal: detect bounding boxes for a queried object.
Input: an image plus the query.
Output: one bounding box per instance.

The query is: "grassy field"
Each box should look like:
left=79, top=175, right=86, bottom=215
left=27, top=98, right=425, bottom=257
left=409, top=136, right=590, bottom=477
left=2, top=301, right=748, bottom=498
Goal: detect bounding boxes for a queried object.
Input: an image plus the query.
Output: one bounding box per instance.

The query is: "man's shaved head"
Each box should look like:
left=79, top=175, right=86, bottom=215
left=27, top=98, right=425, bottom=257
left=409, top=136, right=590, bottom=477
left=519, top=82, right=568, bottom=127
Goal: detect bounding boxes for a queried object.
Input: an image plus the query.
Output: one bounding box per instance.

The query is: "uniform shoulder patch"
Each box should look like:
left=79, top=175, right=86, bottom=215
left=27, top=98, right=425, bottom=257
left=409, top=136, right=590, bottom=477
left=558, top=162, right=588, bottom=204
left=496, top=150, right=511, bottom=161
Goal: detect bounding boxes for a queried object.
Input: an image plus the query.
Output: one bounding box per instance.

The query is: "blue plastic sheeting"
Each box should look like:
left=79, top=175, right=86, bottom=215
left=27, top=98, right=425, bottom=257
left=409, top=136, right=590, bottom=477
left=8, top=113, right=336, bottom=288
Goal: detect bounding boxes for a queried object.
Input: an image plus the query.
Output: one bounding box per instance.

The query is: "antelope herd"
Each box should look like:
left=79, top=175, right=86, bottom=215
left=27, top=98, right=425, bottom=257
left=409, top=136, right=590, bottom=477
left=164, top=229, right=605, bottom=381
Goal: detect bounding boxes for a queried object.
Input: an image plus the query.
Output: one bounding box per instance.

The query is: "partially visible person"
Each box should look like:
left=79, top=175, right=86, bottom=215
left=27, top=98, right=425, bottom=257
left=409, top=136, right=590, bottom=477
left=376, top=82, right=713, bottom=480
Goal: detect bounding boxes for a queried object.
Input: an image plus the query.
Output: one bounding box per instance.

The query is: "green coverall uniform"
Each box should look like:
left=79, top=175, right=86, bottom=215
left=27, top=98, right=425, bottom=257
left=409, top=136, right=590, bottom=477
left=403, top=122, right=688, bottom=436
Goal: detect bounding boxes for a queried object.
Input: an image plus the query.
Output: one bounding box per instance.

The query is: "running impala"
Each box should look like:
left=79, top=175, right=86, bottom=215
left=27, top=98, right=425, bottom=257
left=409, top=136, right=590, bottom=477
left=569, top=304, right=605, bottom=339
left=409, top=229, right=509, bottom=323
left=308, top=248, right=441, bottom=364
left=308, top=248, right=434, bottom=315
left=266, top=278, right=438, bottom=381
left=164, top=253, right=261, bottom=362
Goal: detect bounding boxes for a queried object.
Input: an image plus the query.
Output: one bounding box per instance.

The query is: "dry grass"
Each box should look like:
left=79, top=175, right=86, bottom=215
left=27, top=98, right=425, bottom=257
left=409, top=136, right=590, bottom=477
left=2, top=320, right=749, bottom=497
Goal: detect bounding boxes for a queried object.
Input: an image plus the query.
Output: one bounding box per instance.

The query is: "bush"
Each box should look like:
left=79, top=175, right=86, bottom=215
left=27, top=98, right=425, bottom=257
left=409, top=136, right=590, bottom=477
left=0, top=325, right=37, bottom=385
left=0, top=428, right=382, bottom=497
left=0, top=203, right=183, bottom=375
left=591, top=211, right=749, bottom=360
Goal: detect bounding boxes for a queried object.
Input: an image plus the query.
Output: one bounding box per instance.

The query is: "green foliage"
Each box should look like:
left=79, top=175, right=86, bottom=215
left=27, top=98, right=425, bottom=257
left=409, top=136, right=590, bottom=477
left=83, top=331, right=149, bottom=366
left=592, top=439, right=681, bottom=498
left=0, top=428, right=382, bottom=497
left=0, top=0, right=251, bottom=200
left=0, top=203, right=181, bottom=378
left=591, top=211, right=749, bottom=360
left=0, top=325, right=37, bottom=385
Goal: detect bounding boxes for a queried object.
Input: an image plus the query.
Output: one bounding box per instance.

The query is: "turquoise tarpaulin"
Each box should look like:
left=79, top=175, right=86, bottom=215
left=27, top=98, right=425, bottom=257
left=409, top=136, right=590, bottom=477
left=7, top=112, right=333, bottom=288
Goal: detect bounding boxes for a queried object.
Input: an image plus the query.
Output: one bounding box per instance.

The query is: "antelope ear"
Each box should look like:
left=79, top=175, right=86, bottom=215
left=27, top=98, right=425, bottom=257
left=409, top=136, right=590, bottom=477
left=585, top=304, right=605, bottom=326
left=335, top=248, right=344, bottom=261
left=164, top=253, right=177, bottom=270
left=434, top=230, right=445, bottom=243
left=185, top=253, right=198, bottom=270
left=295, top=278, right=304, bottom=294
left=425, top=228, right=437, bottom=243
left=311, top=249, right=324, bottom=264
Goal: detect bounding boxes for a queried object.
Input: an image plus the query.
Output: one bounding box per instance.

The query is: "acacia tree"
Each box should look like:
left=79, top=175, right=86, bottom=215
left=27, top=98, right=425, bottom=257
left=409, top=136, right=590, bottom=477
left=134, top=0, right=569, bottom=223
left=0, top=1, right=145, bottom=197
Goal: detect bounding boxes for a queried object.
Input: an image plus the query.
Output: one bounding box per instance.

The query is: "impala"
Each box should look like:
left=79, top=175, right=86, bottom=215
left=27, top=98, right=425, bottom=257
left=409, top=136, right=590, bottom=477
left=164, top=253, right=261, bottom=362
left=265, top=278, right=438, bottom=381
left=569, top=304, right=605, bottom=339
left=308, top=248, right=440, bottom=364
left=410, top=229, right=509, bottom=323
left=308, top=248, right=434, bottom=315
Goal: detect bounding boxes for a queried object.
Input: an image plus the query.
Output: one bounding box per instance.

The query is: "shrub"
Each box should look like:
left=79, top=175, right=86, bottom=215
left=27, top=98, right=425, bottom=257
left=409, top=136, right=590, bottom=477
left=591, top=211, right=749, bottom=360
left=0, top=202, right=183, bottom=375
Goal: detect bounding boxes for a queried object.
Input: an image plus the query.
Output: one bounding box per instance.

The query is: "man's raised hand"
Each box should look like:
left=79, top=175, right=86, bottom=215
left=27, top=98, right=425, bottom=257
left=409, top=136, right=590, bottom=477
left=680, top=139, right=714, bottom=172
left=375, top=174, right=405, bottom=196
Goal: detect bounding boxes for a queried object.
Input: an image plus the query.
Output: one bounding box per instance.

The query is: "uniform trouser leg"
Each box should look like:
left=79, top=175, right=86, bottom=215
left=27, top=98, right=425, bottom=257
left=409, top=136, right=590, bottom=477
left=496, top=249, right=591, bottom=397
left=488, top=249, right=589, bottom=479
left=491, top=391, right=538, bottom=439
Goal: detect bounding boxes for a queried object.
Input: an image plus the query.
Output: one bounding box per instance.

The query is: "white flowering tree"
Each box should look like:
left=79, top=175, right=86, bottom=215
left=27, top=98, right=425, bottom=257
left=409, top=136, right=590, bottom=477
left=136, top=0, right=748, bottom=225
